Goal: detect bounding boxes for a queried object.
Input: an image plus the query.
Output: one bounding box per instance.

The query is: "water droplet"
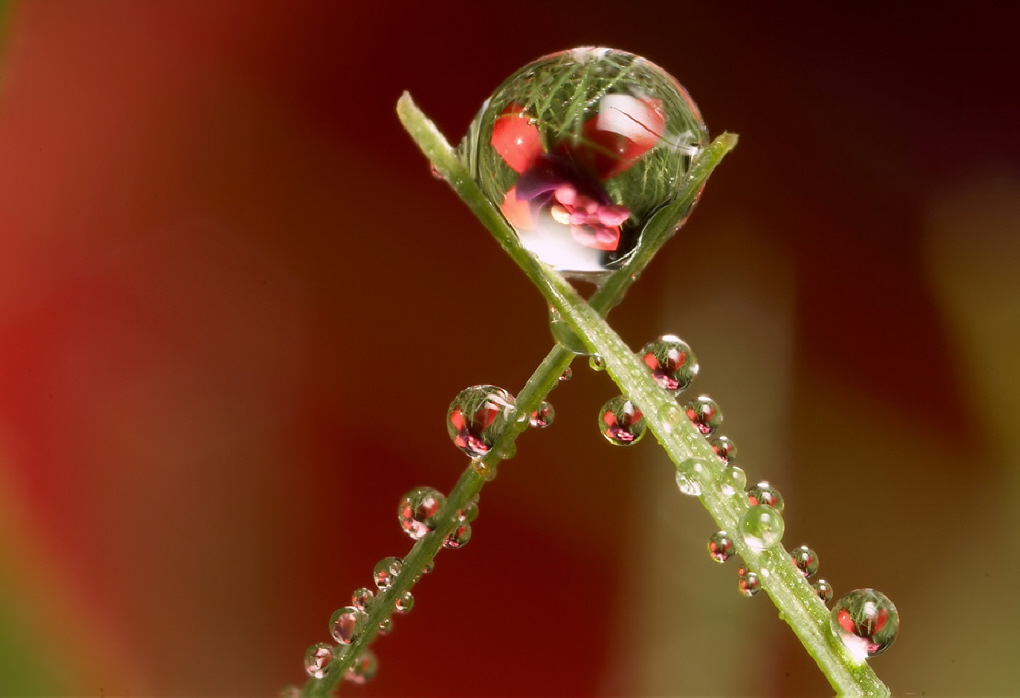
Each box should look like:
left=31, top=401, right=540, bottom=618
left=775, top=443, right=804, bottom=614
left=447, top=385, right=517, bottom=458
left=684, top=395, right=722, bottom=436
left=397, top=487, right=447, bottom=541
left=373, top=557, right=403, bottom=590
left=598, top=396, right=646, bottom=446
left=707, top=530, right=735, bottom=563
left=549, top=308, right=591, bottom=355
left=344, top=649, right=379, bottom=685
left=656, top=402, right=684, bottom=434
left=813, top=579, right=834, bottom=604
left=470, top=457, right=496, bottom=479
left=737, top=564, right=761, bottom=597
left=791, top=545, right=819, bottom=578
left=377, top=617, right=392, bottom=637
left=329, top=606, right=367, bottom=645
left=589, top=354, right=605, bottom=371
left=423, top=560, right=435, bottom=575
left=830, top=589, right=899, bottom=660
left=443, top=522, right=472, bottom=549
left=460, top=48, right=709, bottom=276
left=457, top=497, right=479, bottom=523
left=529, top=401, right=556, bottom=428
left=717, top=465, right=746, bottom=496
left=640, top=335, right=699, bottom=393
left=746, top=481, right=785, bottom=512
left=739, top=504, right=785, bottom=552
left=395, top=591, right=415, bottom=615
left=351, top=587, right=375, bottom=612
left=710, top=435, right=737, bottom=464
left=495, top=440, right=516, bottom=460
left=675, top=457, right=710, bottom=496
left=559, top=366, right=573, bottom=381
left=304, top=642, right=334, bottom=679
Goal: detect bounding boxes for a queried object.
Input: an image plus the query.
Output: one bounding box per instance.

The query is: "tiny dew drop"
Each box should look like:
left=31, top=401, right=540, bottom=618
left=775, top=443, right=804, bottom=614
left=549, top=308, right=591, bottom=355
left=676, top=457, right=710, bottom=496
left=737, top=564, right=761, bottom=597
left=684, top=395, right=722, bottom=436
left=397, top=487, right=447, bottom=541
left=329, top=606, right=366, bottom=645
left=830, top=589, right=899, bottom=660
left=746, top=481, right=785, bottom=512
left=395, top=591, right=415, bottom=615
left=530, top=401, right=556, bottom=428
left=559, top=366, right=573, bottom=382
left=344, top=649, right=379, bottom=685
left=640, top=334, right=699, bottom=393
left=738, top=504, right=785, bottom=552
left=710, top=435, right=737, bottom=464
left=599, top=396, right=646, bottom=446
left=377, top=617, right=392, bottom=637
left=443, top=522, right=473, bottom=549
left=813, top=579, right=834, bottom=604
left=707, top=530, right=735, bottom=563
left=304, top=642, right=334, bottom=679
left=791, top=545, right=819, bottom=577
left=351, top=587, right=375, bottom=611
left=447, top=385, right=517, bottom=459
left=589, top=354, right=606, bottom=371
left=373, top=557, right=403, bottom=590
left=457, top=497, right=479, bottom=522
left=718, top=465, right=747, bottom=496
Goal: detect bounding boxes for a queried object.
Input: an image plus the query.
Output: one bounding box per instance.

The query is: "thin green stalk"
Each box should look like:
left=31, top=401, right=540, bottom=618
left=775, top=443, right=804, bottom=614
left=395, top=94, right=890, bottom=695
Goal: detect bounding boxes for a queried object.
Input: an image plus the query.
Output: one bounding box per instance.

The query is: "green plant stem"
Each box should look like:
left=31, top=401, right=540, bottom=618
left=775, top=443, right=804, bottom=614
left=394, top=93, right=890, bottom=696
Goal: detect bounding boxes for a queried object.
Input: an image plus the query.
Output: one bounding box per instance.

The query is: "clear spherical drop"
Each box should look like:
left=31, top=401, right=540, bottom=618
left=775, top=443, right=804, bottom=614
left=329, top=606, right=366, bottom=645
left=351, top=587, right=375, bottom=612
left=738, top=504, right=785, bottom=552
left=718, top=465, right=747, bottom=496
left=598, top=396, right=646, bottom=446
left=377, top=617, right=392, bottom=637
left=684, top=395, right=722, bottom=436
left=640, top=335, right=699, bottom=393
left=707, top=530, right=735, bottom=563
left=791, top=545, right=819, bottom=578
left=737, top=564, right=761, bottom=597
left=710, top=435, right=737, bottom=464
left=830, top=589, right=899, bottom=660
left=746, top=481, right=785, bottom=513
left=656, top=402, right=684, bottom=434
left=559, top=366, right=573, bottom=381
left=813, top=579, right=834, bottom=604
left=397, top=487, right=447, bottom=541
left=443, top=522, right=472, bottom=549
left=447, top=385, right=517, bottom=458
left=395, top=591, right=415, bottom=615
left=549, top=308, right=591, bottom=355
left=460, top=48, right=709, bottom=276
left=304, top=642, right=334, bottom=679
left=344, top=649, right=379, bottom=685
left=530, top=401, right=555, bottom=428
left=675, top=457, right=710, bottom=496
left=373, top=557, right=403, bottom=590
left=589, top=354, right=606, bottom=371
left=457, top=498, right=479, bottom=523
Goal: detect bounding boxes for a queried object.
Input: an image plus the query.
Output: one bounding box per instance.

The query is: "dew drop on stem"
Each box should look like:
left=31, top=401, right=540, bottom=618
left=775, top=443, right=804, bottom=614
left=329, top=606, right=367, bottom=645
left=529, top=400, right=556, bottom=428
left=791, top=545, right=819, bottom=577
left=707, top=530, right=735, bottom=563
left=397, top=487, right=447, bottom=541
left=443, top=522, right=473, bottom=549
left=746, top=480, right=784, bottom=512
left=739, top=504, right=785, bottom=552
left=737, top=564, right=761, bottom=597
left=344, top=649, right=379, bottom=685
left=394, top=591, right=415, bottom=615
left=710, top=434, right=737, bottom=464
left=830, top=589, right=899, bottom=660
left=640, top=334, right=699, bottom=393
left=813, top=579, right=834, bottom=604
left=717, top=464, right=746, bottom=496
left=598, top=396, right=646, bottom=446
left=351, top=587, right=375, bottom=611
left=447, top=385, right=517, bottom=459
left=373, top=557, right=403, bottom=590
left=684, top=395, right=722, bottom=436
left=304, top=642, right=334, bottom=679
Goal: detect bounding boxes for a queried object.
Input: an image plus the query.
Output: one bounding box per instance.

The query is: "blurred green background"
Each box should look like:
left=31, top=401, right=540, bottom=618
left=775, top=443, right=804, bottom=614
left=1, top=1, right=1017, bottom=695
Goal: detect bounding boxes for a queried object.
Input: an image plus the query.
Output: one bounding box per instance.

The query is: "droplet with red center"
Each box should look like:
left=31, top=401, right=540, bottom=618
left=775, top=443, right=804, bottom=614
left=791, top=545, right=819, bottom=577
left=446, top=385, right=517, bottom=458
left=598, top=396, right=646, bottom=446
left=530, top=401, right=555, bottom=428
left=746, top=480, right=785, bottom=512
left=304, top=642, right=334, bottom=679
left=460, top=47, right=709, bottom=276
left=708, top=530, right=735, bottom=563
left=397, top=487, right=446, bottom=540
left=710, top=435, right=737, bottom=464
left=685, top=395, right=722, bottom=436
left=814, top=579, right=834, bottom=604
left=640, top=334, right=699, bottom=393
left=344, top=649, right=379, bottom=685
left=830, top=589, right=899, bottom=660
left=737, top=564, right=761, bottom=597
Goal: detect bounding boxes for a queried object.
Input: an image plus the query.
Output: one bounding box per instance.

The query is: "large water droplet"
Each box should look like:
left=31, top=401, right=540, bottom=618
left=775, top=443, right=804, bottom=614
left=717, top=465, right=747, bottom=496
left=304, top=642, right=334, bottom=679
left=397, top=487, right=447, bottom=541
left=707, top=530, right=735, bottom=563
left=830, top=589, right=899, bottom=660
left=640, top=335, right=699, bottom=393
left=813, top=579, right=834, bottom=604
left=549, top=308, right=591, bottom=355
left=746, top=481, right=785, bottom=512
left=373, top=557, right=403, bottom=590
left=394, top=591, right=415, bottom=615
left=447, top=385, right=517, bottom=458
left=791, top=545, right=819, bottom=578
left=351, top=587, right=375, bottom=612
left=710, top=435, right=737, bottom=464
left=598, top=396, right=646, bottom=446
left=676, top=457, right=710, bottom=496
left=443, top=522, right=473, bottom=549
left=344, top=649, right=379, bottom=685
left=329, top=606, right=367, bottom=645
left=530, top=401, right=556, bottom=428
left=460, top=48, right=709, bottom=276
left=684, top=395, right=722, bottom=435
left=739, top=504, right=785, bottom=552
left=737, top=564, right=761, bottom=597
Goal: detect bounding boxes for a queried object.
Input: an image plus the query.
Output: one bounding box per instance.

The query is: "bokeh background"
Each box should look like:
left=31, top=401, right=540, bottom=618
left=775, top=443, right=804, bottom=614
left=1, top=1, right=1018, bottom=695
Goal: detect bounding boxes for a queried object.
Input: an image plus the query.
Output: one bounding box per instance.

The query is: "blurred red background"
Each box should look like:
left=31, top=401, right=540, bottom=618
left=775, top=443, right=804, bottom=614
left=1, top=1, right=1018, bottom=695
